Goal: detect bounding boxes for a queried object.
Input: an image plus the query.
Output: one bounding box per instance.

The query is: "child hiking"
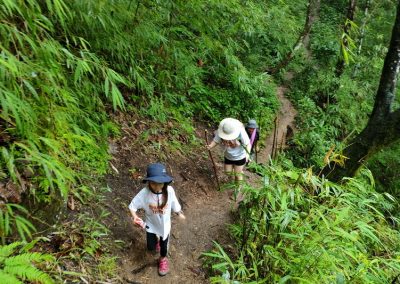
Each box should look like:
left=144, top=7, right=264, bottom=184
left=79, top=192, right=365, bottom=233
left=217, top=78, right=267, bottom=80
left=245, top=119, right=260, bottom=162
left=129, top=163, right=185, bottom=276
left=206, top=118, right=251, bottom=186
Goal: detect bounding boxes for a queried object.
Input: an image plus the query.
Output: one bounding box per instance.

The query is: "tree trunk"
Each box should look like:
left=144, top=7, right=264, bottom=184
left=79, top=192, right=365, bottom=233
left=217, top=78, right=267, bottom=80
left=335, top=0, right=357, bottom=77
left=267, top=0, right=320, bottom=74
left=326, top=109, right=400, bottom=179
left=325, top=1, right=400, bottom=181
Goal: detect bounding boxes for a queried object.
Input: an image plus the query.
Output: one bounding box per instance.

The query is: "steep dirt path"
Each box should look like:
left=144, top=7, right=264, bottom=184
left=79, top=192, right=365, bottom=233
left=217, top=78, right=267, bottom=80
left=104, top=86, right=297, bottom=283
left=258, top=83, right=297, bottom=164
left=104, top=121, right=236, bottom=283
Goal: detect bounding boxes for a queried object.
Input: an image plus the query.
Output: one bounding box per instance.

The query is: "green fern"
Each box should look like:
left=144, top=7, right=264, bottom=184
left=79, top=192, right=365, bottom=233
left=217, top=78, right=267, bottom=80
left=0, top=271, right=22, bottom=284
left=4, top=263, right=53, bottom=284
left=0, top=242, right=54, bottom=284
left=0, top=204, right=36, bottom=244
left=0, top=242, right=21, bottom=260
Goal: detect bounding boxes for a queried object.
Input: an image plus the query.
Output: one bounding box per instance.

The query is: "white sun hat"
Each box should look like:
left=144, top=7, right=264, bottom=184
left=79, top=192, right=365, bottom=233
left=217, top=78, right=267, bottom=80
left=217, top=118, right=242, bottom=140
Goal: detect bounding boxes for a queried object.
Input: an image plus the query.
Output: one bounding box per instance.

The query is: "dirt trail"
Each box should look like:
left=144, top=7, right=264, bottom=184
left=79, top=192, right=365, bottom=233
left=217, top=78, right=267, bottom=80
left=258, top=83, right=297, bottom=164
left=104, top=86, right=296, bottom=283
left=104, top=123, right=234, bottom=284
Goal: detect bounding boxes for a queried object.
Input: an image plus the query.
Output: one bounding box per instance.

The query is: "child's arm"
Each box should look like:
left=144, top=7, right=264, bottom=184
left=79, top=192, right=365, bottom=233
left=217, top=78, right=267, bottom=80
left=130, top=209, right=139, bottom=221
left=170, top=187, right=185, bottom=220
left=207, top=131, right=221, bottom=150
left=130, top=209, right=140, bottom=224
left=176, top=210, right=186, bottom=220
left=130, top=209, right=147, bottom=228
left=128, top=189, right=145, bottom=227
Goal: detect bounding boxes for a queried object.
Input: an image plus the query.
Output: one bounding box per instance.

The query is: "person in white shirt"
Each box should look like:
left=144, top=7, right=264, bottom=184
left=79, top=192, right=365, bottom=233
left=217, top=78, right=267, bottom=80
left=129, top=163, right=185, bottom=277
left=206, top=118, right=251, bottom=184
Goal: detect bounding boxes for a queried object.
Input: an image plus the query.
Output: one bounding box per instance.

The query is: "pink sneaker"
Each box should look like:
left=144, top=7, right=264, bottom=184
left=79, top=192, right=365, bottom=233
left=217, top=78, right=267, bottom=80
left=155, top=240, right=160, bottom=253
left=158, top=257, right=169, bottom=276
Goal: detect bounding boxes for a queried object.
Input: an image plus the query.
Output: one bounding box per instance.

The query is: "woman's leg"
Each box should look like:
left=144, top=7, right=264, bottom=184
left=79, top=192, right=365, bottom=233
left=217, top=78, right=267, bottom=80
left=233, top=164, right=245, bottom=183
left=233, top=164, right=246, bottom=202
left=224, top=163, right=234, bottom=181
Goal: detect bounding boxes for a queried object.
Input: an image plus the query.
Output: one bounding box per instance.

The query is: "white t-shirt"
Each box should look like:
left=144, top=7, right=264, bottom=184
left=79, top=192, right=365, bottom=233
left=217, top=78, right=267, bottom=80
left=213, top=126, right=250, bottom=161
left=129, top=185, right=181, bottom=241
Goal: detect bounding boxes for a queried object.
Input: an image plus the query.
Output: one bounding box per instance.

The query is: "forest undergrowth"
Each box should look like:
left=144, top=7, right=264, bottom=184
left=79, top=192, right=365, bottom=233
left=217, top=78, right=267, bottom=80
left=0, top=0, right=400, bottom=283
left=203, top=162, right=400, bottom=283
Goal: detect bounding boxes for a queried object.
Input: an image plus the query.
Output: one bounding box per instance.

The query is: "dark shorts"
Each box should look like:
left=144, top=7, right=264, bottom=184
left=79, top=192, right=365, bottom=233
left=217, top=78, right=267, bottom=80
left=224, top=157, right=246, bottom=166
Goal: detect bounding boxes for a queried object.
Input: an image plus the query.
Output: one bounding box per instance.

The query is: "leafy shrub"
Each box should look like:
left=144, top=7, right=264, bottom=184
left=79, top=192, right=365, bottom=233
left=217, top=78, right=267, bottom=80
left=368, top=142, right=400, bottom=209
left=203, top=162, right=400, bottom=283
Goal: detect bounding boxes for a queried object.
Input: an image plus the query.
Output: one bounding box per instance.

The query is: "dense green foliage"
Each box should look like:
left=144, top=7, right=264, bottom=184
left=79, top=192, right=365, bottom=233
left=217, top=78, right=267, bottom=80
left=0, top=0, right=122, bottom=203
left=201, top=1, right=400, bottom=283
left=286, top=0, right=399, bottom=182
left=368, top=141, right=400, bottom=202
left=0, top=0, right=285, bottom=210
left=204, top=161, right=400, bottom=283
left=1, top=0, right=400, bottom=282
left=67, top=0, right=284, bottom=122
left=0, top=0, right=290, bottom=281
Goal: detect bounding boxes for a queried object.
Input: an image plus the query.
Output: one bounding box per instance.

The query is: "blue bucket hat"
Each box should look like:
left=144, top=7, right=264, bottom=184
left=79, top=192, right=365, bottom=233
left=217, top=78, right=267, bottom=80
left=142, top=163, right=173, bottom=184
left=246, top=119, right=258, bottom=129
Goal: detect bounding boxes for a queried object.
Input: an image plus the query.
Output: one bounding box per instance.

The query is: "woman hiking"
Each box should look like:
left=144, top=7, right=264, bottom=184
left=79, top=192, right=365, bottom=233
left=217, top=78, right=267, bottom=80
left=206, top=118, right=251, bottom=186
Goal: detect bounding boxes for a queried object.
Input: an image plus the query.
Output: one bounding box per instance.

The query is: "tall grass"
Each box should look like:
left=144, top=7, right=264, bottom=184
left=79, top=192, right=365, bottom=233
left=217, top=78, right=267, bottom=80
left=0, top=0, right=127, bottom=204
left=0, top=0, right=129, bottom=244
left=204, top=162, right=400, bottom=283
left=66, top=0, right=286, bottom=123
left=1, top=0, right=305, bottom=212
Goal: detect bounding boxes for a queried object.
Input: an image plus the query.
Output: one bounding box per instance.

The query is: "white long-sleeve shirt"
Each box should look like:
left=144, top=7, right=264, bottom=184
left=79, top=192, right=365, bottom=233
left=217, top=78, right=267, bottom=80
left=129, top=185, right=181, bottom=240
left=213, top=126, right=250, bottom=160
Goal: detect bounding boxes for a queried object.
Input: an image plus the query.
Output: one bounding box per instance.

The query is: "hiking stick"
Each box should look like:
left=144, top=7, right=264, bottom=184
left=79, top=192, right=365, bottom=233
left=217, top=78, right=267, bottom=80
left=274, top=118, right=279, bottom=158
left=275, top=118, right=279, bottom=158
left=271, top=117, right=277, bottom=160
left=280, top=131, right=285, bottom=153
left=255, top=140, right=258, bottom=163
left=204, top=130, right=221, bottom=191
